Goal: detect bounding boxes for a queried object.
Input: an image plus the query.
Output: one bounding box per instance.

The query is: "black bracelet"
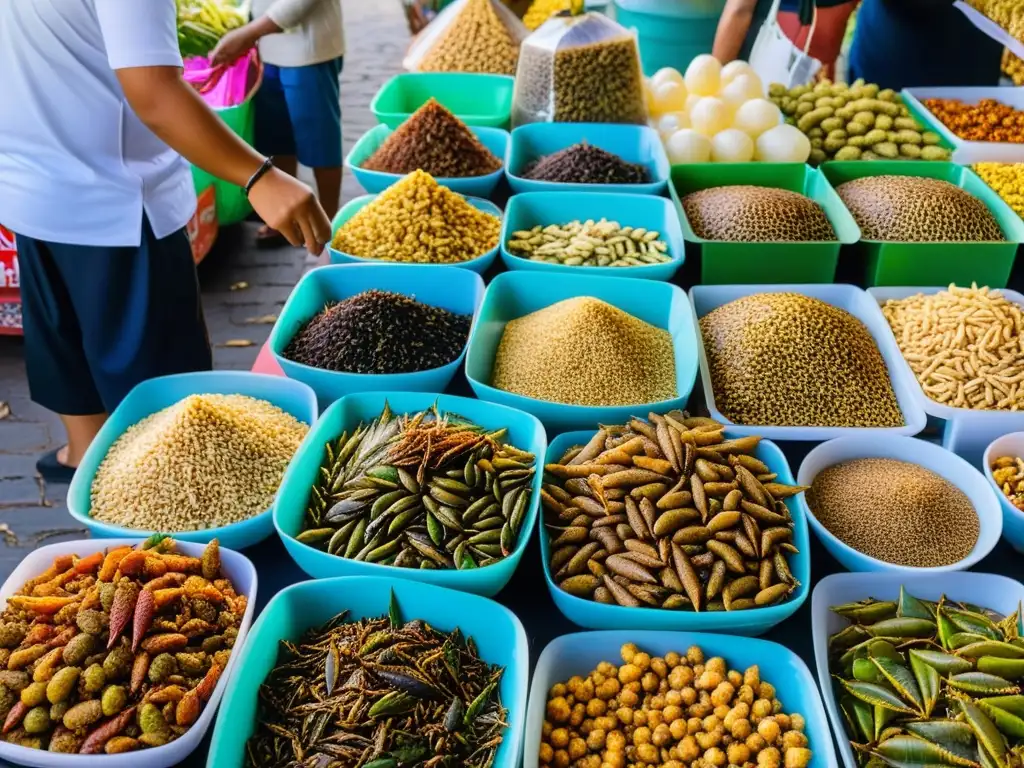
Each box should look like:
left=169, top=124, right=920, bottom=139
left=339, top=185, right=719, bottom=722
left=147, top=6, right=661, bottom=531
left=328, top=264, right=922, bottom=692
left=244, top=158, right=274, bottom=197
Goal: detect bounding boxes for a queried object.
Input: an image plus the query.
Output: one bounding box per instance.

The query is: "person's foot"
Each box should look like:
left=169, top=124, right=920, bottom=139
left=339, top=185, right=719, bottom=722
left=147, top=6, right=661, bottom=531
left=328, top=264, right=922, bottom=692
left=255, top=224, right=289, bottom=249
left=36, top=446, right=77, bottom=484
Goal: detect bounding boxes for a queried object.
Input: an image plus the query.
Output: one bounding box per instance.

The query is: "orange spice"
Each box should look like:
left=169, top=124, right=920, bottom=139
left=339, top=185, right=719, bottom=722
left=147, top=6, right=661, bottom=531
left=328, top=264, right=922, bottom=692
left=923, top=98, right=1024, bottom=143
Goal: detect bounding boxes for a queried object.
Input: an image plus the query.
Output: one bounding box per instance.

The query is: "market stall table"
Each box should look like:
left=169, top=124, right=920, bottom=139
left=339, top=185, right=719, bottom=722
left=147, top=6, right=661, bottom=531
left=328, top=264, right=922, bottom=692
left=121, top=351, right=1024, bottom=768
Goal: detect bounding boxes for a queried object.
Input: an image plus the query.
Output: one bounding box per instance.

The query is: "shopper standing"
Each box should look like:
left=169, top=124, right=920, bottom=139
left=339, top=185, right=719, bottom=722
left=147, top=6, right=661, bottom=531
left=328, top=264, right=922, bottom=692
left=848, top=0, right=1002, bottom=90
left=0, top=0, right=332, bottom=483
left=212, top=0, right=346, bottom=246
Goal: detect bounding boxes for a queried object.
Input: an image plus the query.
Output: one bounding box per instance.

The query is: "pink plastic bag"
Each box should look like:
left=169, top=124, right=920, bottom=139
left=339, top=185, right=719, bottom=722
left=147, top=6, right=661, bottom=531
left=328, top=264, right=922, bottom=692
left=184, top=50, right=261, bottom=108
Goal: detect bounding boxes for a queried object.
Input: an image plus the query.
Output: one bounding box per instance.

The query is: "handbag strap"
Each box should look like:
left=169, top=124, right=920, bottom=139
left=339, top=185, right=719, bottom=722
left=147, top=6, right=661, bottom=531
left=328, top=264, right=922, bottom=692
left=764, top=0, right=786, bottom=26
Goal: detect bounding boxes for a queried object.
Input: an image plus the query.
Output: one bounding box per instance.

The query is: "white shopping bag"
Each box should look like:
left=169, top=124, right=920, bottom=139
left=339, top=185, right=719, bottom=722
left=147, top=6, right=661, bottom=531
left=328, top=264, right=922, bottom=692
left=748, top=0, right=822, bottom=88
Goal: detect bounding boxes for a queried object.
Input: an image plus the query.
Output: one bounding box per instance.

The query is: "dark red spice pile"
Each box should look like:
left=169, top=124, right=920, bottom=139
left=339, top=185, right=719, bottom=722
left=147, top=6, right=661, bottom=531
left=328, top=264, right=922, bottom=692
left=284, top=290, right=472, bottom=374
left=362, top=98, right=502, bottom=178
left=522, top=141, right=649, bottom=184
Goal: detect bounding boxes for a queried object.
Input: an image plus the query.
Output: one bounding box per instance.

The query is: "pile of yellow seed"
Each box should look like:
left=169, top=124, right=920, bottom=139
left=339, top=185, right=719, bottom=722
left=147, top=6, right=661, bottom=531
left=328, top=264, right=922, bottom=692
left=700, top=293, right=904, bottom=427
left=974, top=162, right=1024, bottom=220
left=807, top=457, right=979, bottom=567
left=524, top=0, right=582, bottom=29
left=539, top=643, right=812, bottom=768
left=881, top=284, right=1024, bottom=411
left=968, top=0, right=1024, bottom=44
left=492, top=297, right=677, bottom=406
left=418, top=0, right=522, bottom=75
left=91, top=394, right=308, bottom=531
left=330, top=170, right=500, bottom=264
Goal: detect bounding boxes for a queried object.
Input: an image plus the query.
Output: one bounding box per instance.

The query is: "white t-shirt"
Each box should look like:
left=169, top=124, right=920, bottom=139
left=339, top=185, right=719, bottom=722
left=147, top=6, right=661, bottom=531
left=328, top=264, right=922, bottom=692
left=0, top=0, right=196, bottom=247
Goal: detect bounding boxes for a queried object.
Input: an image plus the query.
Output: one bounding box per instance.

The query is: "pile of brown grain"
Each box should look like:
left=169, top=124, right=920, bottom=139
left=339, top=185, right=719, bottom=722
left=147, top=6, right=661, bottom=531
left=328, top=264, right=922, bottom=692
left=491, top=296, right=676, bottom=406
left=362, top=99, right=501, bottom=178
left=699, top=293, right=903, bottom=427
left=807, top=457, right=979, bottom=567
left=418, top=0, right=522, bottom=75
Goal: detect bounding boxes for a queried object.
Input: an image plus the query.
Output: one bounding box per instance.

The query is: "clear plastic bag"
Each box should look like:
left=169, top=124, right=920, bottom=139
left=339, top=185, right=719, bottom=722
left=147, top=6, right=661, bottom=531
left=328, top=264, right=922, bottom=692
left=403, top=0, right=529, bottom=76
left=512, top=12, right=648, bottom=127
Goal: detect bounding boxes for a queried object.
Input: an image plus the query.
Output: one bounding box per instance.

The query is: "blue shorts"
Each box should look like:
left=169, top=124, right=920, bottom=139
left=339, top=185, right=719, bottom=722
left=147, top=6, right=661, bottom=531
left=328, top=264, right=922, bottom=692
left=255, top=57, right=343, bottom=168
left=16, top=218, right=212, bottom=415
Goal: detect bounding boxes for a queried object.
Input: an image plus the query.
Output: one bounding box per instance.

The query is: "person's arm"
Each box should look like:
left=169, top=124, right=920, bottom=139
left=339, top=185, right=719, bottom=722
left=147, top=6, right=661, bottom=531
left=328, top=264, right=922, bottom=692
left=712, top=0, right=759, bottom=63
left=210, top=0, right=327, bottom=65
left=96, top=0, right=331, bottom=252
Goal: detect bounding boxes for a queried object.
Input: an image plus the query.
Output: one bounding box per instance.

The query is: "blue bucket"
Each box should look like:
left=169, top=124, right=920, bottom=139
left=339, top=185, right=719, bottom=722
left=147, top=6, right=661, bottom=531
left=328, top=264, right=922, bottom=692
left=614, top=0, right=727, bottom=77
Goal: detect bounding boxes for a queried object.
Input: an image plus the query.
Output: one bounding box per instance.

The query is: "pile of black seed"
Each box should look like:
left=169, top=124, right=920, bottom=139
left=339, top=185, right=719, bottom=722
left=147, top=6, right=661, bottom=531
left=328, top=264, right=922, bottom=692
left=522, top=141, right=649, bottom=184
left=283, top=290, right=472, bottom=374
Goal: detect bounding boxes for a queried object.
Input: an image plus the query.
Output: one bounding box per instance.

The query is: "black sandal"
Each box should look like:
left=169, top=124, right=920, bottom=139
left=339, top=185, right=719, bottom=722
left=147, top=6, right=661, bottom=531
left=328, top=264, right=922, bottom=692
left=36, top=448, right=77, bottom=485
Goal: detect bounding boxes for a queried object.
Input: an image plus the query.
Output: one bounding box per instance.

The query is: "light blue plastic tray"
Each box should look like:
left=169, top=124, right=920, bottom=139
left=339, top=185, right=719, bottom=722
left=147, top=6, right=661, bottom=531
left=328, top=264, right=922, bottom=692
left=506, top=123, right=670, bottom=195
left=273, top=391, right=546, bottom=597
left=269, top=264, right=484, bottom=407
left=796, top=435, right=1002, bottom=574
left=207, top=576, right=528, bottom=768
left=346, top=123, right=509, bottom=198
left=465, top=271, right=700, bottom=434
left=524, top=630, right=836, bottom=768
left=690, top=283, right=928, bottom=441
left=985, top=432, right=1024, bottom=554
left=500, top=191, right=685, bottom=281
left=329, top=193, right=501, bottom=273
left=66, top=371, right=317, bottom=551
left=541, top=430, right=809, bottom=634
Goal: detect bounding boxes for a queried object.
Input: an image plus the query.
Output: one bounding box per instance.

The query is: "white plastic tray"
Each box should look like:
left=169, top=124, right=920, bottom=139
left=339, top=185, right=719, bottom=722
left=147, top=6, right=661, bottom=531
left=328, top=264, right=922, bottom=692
left=0, top=539, right=257, bottom=768
left=812, top=571, right=1024, bottom=768
left=866, top=286, right=1024, bottom=468
left=795, top=435, right=1003, bottom=575
left=904, top=86, right=1024, bottom=164
left=689, top=284, right=928, bottom=441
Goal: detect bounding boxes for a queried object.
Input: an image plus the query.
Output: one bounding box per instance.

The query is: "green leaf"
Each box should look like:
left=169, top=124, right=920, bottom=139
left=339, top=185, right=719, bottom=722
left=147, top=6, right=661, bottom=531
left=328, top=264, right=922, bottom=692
left=909, top=650, right=941, bottom=717
left=838, top=678, right=918, bottom=715
left=389, top=588, right=401, bottom=629
left=898, top=586, right=936, bottom=620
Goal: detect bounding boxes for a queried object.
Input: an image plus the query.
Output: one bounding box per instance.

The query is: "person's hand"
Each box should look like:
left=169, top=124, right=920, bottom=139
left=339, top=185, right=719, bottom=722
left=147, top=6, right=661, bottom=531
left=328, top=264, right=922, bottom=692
left=210, top=27, right=256, bottom=66
left=248, top=168, right=333, bottom=255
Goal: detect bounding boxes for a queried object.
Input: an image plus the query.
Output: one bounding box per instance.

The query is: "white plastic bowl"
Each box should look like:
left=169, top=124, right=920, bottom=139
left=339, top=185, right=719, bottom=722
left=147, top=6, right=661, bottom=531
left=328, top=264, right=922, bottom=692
left=795, top=435, right=1003, bottom=574
left=984, top=431, right=1024, bottom=553
left=0, top=539, right=256, bottom=768
left=812, top=571, right=1024, bottom=768
left=866, top=286, right=1024, bottom=468
left=689, top=283, right=928, bottom=441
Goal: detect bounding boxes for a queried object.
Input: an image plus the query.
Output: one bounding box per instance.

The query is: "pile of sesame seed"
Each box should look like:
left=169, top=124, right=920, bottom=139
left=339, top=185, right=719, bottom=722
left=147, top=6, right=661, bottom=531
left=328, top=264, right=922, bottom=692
left=491, top=296, right=677, bottom=406
left=90, top=394, right=308, bottom=532
left=807, top=457, right=979, bottom=567
left=699, top=293, right=904, bottom=427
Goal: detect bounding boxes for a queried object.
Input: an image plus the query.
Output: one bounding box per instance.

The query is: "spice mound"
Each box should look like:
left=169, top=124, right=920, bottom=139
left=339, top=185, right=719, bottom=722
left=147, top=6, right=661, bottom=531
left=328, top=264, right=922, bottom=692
left=361, top=98, right=502, bottom=178
left=924, top=97, right=1024, bottom=143
left=283, top=290, right=471, bottom=375
left=836, top=175, right=1004, bottom=242
left=544, top=412, right=806, bottom=612
left=992, top=455, right=1024, bottom=511
left=828, top=586, right=1024, bottom=768
left=522, top=142, right=649, bottom=185
left=881, top=284, right=1023, bottom=411
left=808, top=457, right=978, bottom=567
left=330, top=170, right=501, bottom=264
left=539, top=642, right=813, bottom=767
left=91, top=394, right=308, bottom=532
left=700, top=293, right=903, bottom=428
left=506, top=219, right=671, bottom=268
left=492, top=297, right=676, bottom=406
left=0, top=538, right=243, bottom=754
left=418, top=0, right=522, bottom=75
left=974, top=161, right=1024, bottom=219
left=298, top=402, right=535, bottom=570
left=244, top=591, right=507, bottom=767
left=682, top=186, right=836, bottom=242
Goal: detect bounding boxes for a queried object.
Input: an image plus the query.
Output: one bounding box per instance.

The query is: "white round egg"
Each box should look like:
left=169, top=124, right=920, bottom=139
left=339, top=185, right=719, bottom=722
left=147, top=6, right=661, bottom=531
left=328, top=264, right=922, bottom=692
left=665, top=129, right=712, bottom=164
left=720, top=60, right=756, bottom=87
left=684, top=54, right=722, bottom=97
left=657, top=111, right=691, bottom=138
left=651, top=67, right=685, bottom=89
left=690, top=97, right=732, bottom=137
left=733, top=98, right=782, bottom=138
left=710, top=129, right=755, bottom=162
left=755, top=123, right=812, bottom=163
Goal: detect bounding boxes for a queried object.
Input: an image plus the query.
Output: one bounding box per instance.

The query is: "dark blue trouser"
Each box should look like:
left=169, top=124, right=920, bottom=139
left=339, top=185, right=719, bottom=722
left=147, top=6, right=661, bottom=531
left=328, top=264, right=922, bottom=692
left=16, top=218, right=212, bottom=415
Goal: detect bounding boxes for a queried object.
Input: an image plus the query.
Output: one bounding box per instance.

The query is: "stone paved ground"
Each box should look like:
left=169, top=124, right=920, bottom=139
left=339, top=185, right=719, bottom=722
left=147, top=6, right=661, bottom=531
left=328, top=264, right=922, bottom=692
left=0, top=0, right=408, bottom=579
